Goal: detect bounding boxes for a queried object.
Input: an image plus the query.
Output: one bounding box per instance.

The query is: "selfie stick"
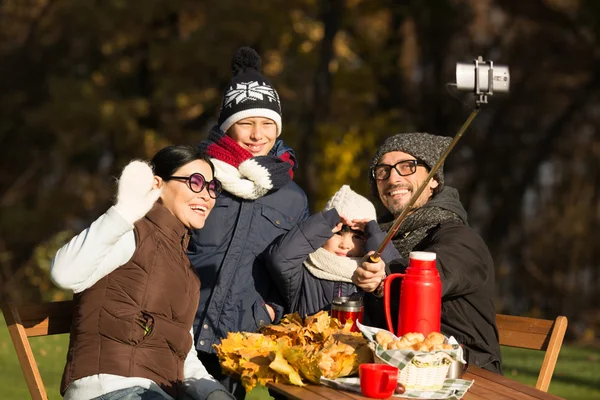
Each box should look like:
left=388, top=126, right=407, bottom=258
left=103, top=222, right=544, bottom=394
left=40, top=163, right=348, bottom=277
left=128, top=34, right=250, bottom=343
left=369, top=56, right=508, bottom=263
left=369, top=108, right=479, bottom=263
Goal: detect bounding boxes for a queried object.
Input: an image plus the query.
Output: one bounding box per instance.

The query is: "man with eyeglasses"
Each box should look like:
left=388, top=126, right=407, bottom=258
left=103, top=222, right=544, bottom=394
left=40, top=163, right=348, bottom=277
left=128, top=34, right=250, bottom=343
left=354, top=132, right=503, bottom=375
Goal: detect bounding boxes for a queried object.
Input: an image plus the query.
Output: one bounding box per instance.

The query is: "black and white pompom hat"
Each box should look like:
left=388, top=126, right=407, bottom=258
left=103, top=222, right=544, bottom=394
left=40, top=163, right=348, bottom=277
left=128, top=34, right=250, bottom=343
left=218, top=47, right=283, bottom=136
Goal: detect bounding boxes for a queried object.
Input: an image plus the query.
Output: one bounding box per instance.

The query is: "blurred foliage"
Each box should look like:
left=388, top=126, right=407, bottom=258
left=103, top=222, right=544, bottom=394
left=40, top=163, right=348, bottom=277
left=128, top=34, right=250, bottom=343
left=0, top=0, right=599, bottom=340
left=31, top=231, right=74, bottom=302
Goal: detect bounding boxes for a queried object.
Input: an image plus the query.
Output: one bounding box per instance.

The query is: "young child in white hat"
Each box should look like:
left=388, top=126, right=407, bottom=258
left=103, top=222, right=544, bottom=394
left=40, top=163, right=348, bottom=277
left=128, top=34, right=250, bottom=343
left=264, top=185, right=399, bottom=317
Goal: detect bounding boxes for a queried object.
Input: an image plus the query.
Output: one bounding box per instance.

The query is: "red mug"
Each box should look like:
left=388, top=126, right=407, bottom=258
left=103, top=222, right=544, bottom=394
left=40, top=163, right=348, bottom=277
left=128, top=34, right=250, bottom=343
left=359, top=363, right=398, bottom=399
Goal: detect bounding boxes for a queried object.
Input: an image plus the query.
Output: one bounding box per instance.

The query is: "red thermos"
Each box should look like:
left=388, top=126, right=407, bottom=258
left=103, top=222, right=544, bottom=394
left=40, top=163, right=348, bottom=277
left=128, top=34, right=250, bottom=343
left=383, top=251, right=441, bottom=337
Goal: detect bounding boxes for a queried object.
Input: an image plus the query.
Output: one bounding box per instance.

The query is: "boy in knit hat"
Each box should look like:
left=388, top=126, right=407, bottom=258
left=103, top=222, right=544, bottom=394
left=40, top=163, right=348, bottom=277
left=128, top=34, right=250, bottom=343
left=265, top=185, right=398, bottom=317
left=188, top=47, right=309, bottom=398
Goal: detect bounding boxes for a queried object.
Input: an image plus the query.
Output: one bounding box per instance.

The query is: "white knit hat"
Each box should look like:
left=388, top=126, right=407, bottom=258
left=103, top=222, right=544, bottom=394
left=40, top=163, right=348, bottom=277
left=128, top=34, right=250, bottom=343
left=324, top=185, right=377, bottom=222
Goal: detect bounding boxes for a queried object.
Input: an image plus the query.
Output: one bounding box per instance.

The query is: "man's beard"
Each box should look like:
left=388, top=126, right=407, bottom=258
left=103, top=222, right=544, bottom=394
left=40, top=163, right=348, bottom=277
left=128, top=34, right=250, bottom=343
left=388, top=202, right=409, bottom=218
left=381, top=183, right=428, bottom=218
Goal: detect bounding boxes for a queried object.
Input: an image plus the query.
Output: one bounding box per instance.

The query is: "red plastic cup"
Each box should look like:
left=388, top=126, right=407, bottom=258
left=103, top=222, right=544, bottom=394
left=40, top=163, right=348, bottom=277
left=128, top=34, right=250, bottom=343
left=359, top=363, right=399, bottom=398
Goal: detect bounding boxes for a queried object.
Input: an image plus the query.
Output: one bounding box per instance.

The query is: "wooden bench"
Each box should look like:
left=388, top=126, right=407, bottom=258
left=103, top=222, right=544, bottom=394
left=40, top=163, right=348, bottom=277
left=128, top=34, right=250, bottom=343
left=2, top=300, right=74, bottom=400
left=496, top=313, right=568, bottom=392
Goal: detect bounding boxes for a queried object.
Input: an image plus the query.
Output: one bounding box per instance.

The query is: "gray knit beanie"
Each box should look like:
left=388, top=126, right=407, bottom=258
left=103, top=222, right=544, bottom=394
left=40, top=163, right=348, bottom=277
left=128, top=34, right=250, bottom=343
left=369, top=132, right=452, bottom=196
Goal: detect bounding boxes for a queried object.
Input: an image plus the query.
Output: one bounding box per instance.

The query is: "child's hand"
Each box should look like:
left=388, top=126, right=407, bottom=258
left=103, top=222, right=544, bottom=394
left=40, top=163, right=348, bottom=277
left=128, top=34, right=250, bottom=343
left=340, top=215, right=353, bottom=226
left=332, top=222, right=343, bottom=233
left=332, top=213, right=352, bottom=233
left=265, top=304, right=276, bottom=322
left=349, top=218, right=372, bottom=233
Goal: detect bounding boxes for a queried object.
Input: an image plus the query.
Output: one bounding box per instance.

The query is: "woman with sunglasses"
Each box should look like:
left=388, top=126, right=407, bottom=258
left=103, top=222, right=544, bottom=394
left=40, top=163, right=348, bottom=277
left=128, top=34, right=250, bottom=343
left=50, top=145, right=233, bottom=400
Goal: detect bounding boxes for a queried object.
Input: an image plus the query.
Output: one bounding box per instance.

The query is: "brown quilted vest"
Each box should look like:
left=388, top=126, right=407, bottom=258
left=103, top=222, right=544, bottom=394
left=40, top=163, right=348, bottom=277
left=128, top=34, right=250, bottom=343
left=60, top=203, right=200, bottom=398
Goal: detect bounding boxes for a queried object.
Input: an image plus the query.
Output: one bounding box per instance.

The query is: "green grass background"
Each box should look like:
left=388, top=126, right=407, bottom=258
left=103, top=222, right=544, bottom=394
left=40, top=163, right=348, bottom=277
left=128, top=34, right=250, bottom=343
left=1, top=315, right=598, bottom=400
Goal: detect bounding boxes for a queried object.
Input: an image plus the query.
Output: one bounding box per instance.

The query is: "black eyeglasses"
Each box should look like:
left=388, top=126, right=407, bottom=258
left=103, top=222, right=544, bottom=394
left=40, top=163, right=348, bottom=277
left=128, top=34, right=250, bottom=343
left=371, top=159, right=426, bottom=180
left=166, top=173, right=223, bottom=199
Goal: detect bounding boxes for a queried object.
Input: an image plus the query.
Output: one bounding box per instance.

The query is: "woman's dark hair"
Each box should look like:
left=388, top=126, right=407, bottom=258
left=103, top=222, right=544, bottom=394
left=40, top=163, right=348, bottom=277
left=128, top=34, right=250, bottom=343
left=151, top=145, right=215, bottom=179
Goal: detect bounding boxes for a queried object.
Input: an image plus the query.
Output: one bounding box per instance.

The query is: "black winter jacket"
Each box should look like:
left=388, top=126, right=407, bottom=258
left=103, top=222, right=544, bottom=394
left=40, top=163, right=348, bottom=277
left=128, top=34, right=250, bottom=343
left=265, top=209, right=400, bottom=317
left=187, top=141, right=310, bottom=355
left=365, top=188, right=503, bottom=374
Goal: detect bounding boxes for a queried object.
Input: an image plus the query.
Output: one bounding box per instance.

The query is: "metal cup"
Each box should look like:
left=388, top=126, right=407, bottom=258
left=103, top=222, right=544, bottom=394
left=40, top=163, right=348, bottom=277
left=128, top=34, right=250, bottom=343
left=331, top=296, right=364, bottom=332
left=446, top=359, right=467, bottom=379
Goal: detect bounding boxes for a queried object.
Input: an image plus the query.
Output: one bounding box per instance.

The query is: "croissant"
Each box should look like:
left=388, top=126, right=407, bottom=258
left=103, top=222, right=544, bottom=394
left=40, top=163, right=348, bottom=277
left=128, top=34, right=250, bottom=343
left=375, top=330, right=453, bottom=353
left=402, top=332, right=425, bottom=344
left=425, top=331, right=445, bottom=345
left=375, top=331, right=395, bottom=347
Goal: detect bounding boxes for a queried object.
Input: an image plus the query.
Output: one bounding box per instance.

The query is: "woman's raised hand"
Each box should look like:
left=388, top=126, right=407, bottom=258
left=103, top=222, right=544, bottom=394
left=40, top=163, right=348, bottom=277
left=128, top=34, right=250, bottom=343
left=114, top=161, right=162, bottom=224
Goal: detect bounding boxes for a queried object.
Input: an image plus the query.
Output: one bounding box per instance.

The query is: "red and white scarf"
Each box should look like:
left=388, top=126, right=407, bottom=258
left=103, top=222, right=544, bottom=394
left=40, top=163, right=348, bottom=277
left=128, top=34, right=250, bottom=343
left=199, top=126, right=295, bottom=199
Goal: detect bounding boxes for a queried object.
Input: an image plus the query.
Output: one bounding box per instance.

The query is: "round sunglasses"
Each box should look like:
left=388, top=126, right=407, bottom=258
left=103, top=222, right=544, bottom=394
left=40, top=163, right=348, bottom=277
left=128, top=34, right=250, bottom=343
left=166, top=173, right=223, bottom=199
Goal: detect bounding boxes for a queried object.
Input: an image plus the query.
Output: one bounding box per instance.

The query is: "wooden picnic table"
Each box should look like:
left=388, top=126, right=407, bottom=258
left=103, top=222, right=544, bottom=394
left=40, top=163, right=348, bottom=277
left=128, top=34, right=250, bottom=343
left=267, top=365, right=565, bottom=400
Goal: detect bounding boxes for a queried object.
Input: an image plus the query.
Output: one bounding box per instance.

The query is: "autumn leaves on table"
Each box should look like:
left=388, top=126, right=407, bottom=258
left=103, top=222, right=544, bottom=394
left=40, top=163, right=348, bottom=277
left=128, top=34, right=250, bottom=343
left=214, top=311, right=372, bottom=391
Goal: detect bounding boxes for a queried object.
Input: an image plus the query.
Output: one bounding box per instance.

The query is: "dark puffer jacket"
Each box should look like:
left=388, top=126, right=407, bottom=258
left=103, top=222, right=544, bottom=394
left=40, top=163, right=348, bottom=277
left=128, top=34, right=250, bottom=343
left=187, top=141, right=309, bottom=355
left=365, top=187, right=503, bottom=374
left=265, top=209, right=400, bottom=317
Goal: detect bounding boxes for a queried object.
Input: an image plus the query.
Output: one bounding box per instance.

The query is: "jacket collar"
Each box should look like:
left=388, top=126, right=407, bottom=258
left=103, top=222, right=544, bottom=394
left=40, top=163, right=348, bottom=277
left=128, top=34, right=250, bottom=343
left=144, top=202, right=189, bottom=246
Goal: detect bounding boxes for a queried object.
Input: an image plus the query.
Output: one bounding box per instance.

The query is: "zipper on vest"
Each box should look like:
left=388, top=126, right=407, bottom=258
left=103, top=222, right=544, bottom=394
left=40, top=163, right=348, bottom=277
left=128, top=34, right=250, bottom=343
left=139, top=313, right=154, bottom=337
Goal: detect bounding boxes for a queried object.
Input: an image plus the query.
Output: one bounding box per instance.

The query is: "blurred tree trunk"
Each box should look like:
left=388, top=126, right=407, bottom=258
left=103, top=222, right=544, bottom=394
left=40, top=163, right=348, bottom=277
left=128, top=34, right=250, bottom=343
left=299, top=0, right=343, bottom=205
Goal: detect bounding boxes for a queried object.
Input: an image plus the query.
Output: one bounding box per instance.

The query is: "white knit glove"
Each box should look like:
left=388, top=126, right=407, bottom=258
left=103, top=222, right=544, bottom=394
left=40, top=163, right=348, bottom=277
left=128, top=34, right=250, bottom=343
left=114, top=160, right=162, bottom=224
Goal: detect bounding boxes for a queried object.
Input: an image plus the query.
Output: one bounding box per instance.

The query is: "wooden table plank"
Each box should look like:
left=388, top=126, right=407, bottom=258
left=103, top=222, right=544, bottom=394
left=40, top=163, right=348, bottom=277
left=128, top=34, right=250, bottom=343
left=465, top=367, right=564, bottom=400
left=269, top=382, right=358, bottom=400
left=268, top=383, right=328, bottom=400
left=337, top=392, right=380, bottom=400
left=268, top=365, right=566, bottom=400
left=466, top=381, right=526, bottom=400
left=303, top=384, right=361, bottom=399
left=302, top=381, right=496, bottom=400
left=462, top=392, right=491, bottom=400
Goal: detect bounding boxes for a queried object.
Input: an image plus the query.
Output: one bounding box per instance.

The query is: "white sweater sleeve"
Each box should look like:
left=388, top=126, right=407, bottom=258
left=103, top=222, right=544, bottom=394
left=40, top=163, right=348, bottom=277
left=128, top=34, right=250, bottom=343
left=183, top=328, right=233, bottom=400
left=50, top=206, right=136, bottom=294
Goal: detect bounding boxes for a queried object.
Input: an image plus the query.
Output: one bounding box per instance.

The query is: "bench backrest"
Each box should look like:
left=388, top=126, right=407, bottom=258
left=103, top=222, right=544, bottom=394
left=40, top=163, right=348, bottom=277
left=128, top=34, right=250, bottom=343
left=2, top=300, right=74, bottom=400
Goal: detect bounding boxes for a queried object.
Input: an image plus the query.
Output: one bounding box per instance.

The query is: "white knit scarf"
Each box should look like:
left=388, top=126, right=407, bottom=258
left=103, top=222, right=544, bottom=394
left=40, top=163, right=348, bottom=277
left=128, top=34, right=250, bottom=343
left=211, top=159, right=272, bottom=200
left=304, top=248, right=362, bottom=283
